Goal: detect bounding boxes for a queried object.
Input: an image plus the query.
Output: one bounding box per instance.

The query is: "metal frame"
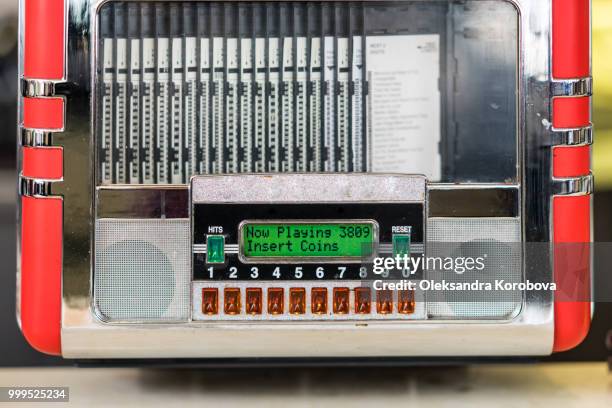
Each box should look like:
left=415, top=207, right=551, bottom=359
left=15, top=0, right=595, bottom=357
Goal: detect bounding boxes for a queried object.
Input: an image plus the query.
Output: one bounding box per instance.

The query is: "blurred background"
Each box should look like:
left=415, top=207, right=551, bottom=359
left=0, top=0, right=609, bottom=368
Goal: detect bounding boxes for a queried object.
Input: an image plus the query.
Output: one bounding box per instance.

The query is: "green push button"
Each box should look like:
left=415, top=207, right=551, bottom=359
left=392, top=234, right=411, bottom=257
left=206, top=235, right=225, bottom=264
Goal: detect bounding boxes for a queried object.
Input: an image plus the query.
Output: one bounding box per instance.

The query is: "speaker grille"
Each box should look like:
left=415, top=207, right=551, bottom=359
left=426, top=218, right=522, bottom=319
left=94, top=219, right=190, bottom=322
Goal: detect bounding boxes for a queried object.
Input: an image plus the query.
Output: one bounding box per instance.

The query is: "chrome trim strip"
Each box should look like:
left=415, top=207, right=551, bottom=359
left=191, top=174, right=427, bottom=204
left=428, top=187, right=519, bottom=218
left=21, top=78, right=57, bottom=98
left=19, top=176, right=53, bottom=198
left=552, top=174, right=593, bottom=196
left=95, top=184, right=520, bottom=219
left=62, top=322, right=553, bottom=359
left=428, top=183, right=519, bottom=190
left=550, top=77, right=592, bottom=97
left=20, top=128, right=55, bottom=147
left=551, top=125, right=593, bottom=146
left=96, top=186, right=189, bottom=218
left=193, top=244, right=239, bottom=254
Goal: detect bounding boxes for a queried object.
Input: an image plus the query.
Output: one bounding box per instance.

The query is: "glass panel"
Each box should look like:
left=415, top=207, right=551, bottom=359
left=95, top=1, right=518, bottom=185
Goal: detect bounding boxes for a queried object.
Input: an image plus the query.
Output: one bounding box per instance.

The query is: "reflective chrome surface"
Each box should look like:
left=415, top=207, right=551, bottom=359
left=550, top=77, right=593, bottom=97
left=19, top=177, right=52, bottom=198
left=191, top=173, right=427, bottom=203
left=551, top=126, right=593, bottom=146
left=20, top=128, right=55, bottom=147
left=552, top=174, right=594, bottom=196
left=21, top=78, right=57, bottom=97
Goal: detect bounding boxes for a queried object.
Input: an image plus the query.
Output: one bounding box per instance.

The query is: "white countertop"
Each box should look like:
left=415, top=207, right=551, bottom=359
left=0, top=362, right=610, bottom=407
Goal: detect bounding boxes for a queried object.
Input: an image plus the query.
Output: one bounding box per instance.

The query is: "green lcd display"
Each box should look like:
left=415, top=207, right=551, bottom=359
left=239, top=221, right=378, bottom=261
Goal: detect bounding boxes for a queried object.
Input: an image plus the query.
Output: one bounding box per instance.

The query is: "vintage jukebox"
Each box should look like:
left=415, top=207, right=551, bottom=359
left=18, top=0, right=592, bottom=359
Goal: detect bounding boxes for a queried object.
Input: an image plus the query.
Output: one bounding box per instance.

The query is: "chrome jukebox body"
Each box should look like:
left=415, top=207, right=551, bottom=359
left=17, top=0, right=593, bottom=358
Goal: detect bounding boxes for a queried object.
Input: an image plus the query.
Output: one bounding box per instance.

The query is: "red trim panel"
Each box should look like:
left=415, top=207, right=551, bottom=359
left=553, top=145, right=590, bottom=178
left=552, top=0, right=591, bottom=353
left=24, top=0, right=65, bottom=80
left=20, top=196, right=62, bottom=355
left=22, top=147, right=63, bottom=180
left=552, top=97, right=590, bottom=129
left=553, top=195, right=591, bottom=352
left=23, top=97, right=64, bottom=130
left=552, top=0, right=590, bottom=79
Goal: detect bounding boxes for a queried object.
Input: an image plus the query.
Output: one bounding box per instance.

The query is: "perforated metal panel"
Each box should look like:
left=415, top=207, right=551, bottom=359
left=94, top=219, right=190, bottom=322
left=426, top=218, right=522, bottom=319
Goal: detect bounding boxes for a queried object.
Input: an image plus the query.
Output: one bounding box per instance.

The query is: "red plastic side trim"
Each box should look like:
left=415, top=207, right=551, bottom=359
left=552, top=195, right=591, bottom=352
left=551, top=0, right=591, bottom=353
left=553, top=145, right=590, bottom=178
left=552, top=0, right=590, bottom=79
left=24, top=0, right=65, bottom=80
left=20, top=196, right=62, bottom=355
left=22, top=147, right=63, bottom=180
left=20, top=0, right=65, bottom=357
left=23, top=97, right=64, bottom=130
left=552, top=97, right=590, bottom=129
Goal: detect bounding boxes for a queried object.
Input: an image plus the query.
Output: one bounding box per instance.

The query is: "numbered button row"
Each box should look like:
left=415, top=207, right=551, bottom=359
left=200, top=287, right=415, bottom=317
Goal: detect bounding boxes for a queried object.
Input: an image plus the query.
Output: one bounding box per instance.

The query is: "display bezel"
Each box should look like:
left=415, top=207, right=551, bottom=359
left=238, top=219, right=380, bottom=264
